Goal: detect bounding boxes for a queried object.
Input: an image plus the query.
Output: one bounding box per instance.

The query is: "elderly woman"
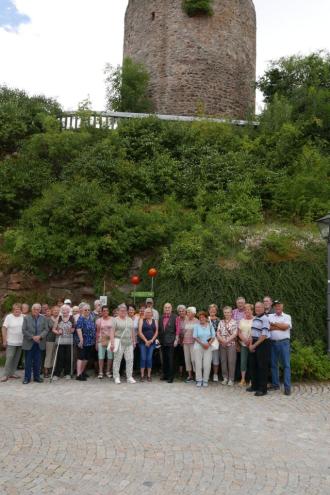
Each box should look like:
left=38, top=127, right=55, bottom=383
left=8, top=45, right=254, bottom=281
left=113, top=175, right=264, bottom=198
left=217, top=306, right=238, bottom=386
left=52, top=304, right=75, bottom=380
left=208, top=303, right=220, bottom=382
left=138, top=307, right=158, bottom=381
left=95, top=306, right=113, bottom=379
left=44, top=305, right=60, bottom=378
left=110, top=304, right=136, bottom=384
left=72, top=306, right=80, bottom=323
left=174, top=305, right=186, bottom=378
left=182, top=306, right=198, bottom=383
left=1, top=303, right=24, bottom=382
left=75, top=304, right=96, bottom=381
left=193, top=311, right=215, bottom=388
left=238, top=303, right=254, bottom=386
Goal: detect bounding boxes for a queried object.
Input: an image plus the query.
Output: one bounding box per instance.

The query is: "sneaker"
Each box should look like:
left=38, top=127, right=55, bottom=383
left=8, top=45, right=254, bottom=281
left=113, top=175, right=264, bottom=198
left=185, top=377, right=194, bottom=383
left=114, top=377, right=121, bottom=384
left=221, top=378, right=228, bottom=385
left=65, top=375, right=71, bottom=380
left=127, top=377, right=136, bottom=384
left=213, top=374, right=219, bottom=382
left=196, top=381, right=202, bottom=388
left=268, top=385, right=280, bottom=391
left=227, top=380, right=234, bottom=386
left=284, top=388, right=291, bottom=396
left=76, top=375, right=86, bottom=381
left=202, top=382, right=209, bottom=388
left=98, top=373, right=104, bottom=379
left=106, top=372, right=112, bottom=378
left=52, top=376, right=59, bottom=381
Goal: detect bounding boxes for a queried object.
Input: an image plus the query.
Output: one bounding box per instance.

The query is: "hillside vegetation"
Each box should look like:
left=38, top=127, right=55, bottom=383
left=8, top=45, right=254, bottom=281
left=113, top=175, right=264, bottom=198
left=0, top=53, right=329, bottom=354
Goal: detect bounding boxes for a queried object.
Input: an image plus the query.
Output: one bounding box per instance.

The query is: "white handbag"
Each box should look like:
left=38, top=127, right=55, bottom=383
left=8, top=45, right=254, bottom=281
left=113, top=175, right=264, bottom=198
left=107, top=318, right=130, bottom=353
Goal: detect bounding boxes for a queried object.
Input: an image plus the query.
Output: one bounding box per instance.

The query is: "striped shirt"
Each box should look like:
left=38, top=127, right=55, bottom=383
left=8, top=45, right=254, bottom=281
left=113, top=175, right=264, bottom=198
left=251, top=314, right=270, bottom=339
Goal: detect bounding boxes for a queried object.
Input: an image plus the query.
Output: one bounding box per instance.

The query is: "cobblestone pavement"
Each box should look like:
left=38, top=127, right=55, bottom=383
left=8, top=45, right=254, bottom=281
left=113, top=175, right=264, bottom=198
left=0, top=374, right=329, bottom=495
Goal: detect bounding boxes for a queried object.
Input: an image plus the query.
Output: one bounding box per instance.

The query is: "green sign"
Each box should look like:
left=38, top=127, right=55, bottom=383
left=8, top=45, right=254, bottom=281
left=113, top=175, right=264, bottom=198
left=130, top=291, right=154, bottom=298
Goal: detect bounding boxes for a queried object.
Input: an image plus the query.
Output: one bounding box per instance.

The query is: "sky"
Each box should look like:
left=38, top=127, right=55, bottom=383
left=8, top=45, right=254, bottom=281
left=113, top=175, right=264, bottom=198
left=0, top=0, right=329, bottom=112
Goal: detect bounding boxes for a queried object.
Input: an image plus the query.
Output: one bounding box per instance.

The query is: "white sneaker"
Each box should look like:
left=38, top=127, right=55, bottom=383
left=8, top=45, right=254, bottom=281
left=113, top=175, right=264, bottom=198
left=114, top=377, right=121, bottom=384
left=213, top=374, right=219, bottom=382
left=203, top=382, right=209, bottom=388
left=227, top=380, right=234, bottom=386
left=52, top=376, right=59, bottom=381
left=221, top=378, right=228, bottom=385
left=65, top=375, right=71, bottom=380
left=196, top=381, right=202, bottom=388
left=127, top=377, right=136, bottom=384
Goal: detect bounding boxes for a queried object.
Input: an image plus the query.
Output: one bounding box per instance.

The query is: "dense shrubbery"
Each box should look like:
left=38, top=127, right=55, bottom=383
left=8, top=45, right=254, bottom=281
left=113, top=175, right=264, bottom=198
left=0, top=53, right=329, bottom=357
left=182, top=0, right=214, bottom=17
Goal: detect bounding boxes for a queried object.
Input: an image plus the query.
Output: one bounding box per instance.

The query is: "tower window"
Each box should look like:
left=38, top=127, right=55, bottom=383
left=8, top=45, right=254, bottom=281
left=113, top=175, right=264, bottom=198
left=151, top=12, right=155, bottom=21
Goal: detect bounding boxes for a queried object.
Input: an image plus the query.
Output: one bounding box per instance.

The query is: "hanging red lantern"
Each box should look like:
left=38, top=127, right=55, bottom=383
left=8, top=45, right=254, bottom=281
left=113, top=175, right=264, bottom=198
left=131, top=275, right=141, bottom=286
left=148, top=267, right=158, bottom=278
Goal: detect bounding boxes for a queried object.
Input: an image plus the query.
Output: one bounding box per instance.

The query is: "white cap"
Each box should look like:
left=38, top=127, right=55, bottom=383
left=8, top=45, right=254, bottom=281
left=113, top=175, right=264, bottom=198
left=64, top=299, right=72, bottom=305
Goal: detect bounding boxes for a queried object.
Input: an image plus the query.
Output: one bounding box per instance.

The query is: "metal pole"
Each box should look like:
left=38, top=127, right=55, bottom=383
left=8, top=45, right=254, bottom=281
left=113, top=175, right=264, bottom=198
left=50, top=335, right=61, bottom=382
left=327, top=236, right=330, bottom=355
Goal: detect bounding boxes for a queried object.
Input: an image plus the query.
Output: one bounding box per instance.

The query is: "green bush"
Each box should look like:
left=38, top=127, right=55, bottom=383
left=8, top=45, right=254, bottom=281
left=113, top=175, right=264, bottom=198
left=182, top=0, right=214, bottom=17
left=291, top=340, right=330, bottom=381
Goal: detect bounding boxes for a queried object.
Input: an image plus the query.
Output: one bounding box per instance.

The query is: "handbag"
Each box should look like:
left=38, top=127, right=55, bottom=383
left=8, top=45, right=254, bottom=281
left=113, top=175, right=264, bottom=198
left=209, top=319, right=219, bottom=350
left=107, top=318, right=130, bottom=354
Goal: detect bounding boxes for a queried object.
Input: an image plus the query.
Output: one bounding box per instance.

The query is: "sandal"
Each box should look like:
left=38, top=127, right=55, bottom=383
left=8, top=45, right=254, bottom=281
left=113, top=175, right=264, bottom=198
left=147, top=377, right=152, bottom=382
left=98, top=373, right=104, bottom=379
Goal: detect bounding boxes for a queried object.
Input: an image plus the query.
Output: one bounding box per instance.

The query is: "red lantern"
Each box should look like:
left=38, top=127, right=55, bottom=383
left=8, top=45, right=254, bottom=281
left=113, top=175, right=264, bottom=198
left=131, top=275, right=140, bottom=286
left=148, top=267, right=158, bottom=278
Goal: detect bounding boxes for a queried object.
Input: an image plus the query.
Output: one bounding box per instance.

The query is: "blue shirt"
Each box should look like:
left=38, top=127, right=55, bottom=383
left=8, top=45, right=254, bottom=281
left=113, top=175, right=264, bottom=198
left=32, top=315, right=42, bottom=336
left=251, top=314, right=270, bottom=339
left=76, top=315, right=96, bottom=347
left=193, top=323, right=215, bottom=343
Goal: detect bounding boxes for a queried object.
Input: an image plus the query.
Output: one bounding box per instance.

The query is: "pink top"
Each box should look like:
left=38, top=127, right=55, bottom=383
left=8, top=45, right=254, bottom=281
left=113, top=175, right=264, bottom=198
left=182, top=318, right=198, bottom=345
left=232, top=308, right=245, bottom=323
left=96, top=317, right=113, bottom=343
left=175, top=316, right=186, bottom=337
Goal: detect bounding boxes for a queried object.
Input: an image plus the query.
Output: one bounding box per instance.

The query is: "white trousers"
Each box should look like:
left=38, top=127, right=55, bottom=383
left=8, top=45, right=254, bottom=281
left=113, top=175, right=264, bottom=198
left=194, top=344, right=212, bottom=383
left=113, top=345, right=134, bottom=380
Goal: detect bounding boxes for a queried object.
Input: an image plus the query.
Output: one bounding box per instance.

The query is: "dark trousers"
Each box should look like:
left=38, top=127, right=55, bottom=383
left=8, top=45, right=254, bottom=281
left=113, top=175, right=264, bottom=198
left=24, top=343, right=41, bottom=382
left=55, top=345, right=71, bottom=376
left=249, top=339, right=270, bottom=393
left=162, top=345, right=174, bottom=380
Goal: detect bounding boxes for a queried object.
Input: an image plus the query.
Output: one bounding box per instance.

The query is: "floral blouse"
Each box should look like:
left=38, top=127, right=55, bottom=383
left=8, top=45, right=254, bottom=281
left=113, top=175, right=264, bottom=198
left=217, top=319, right=238, bottom=347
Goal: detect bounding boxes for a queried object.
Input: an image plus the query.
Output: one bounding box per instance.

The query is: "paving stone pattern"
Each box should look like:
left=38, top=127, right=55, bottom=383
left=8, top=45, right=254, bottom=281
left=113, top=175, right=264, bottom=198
left=0, top=377, right=330, bottom=495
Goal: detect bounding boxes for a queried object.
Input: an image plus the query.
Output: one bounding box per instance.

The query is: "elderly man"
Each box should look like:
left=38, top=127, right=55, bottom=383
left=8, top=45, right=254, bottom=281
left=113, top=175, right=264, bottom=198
left=22, top=303, right=49, bottom=384
left=247, top=301, right=271, bottom=396
left=232, top=297, right=246, bottom=323
left=145, top=298, right=159, bottom=321
left=158, top=303, right=176, bottom=383
left=263, top=296, right=275, bottom=316
left=269, top=301, right=292, bottom=395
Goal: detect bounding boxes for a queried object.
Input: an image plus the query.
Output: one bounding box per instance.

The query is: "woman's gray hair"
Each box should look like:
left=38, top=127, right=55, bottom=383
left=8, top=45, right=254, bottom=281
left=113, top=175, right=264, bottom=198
left=78, top=302, right=86, bottom=309
left=82, top=303, right=90, bottom=311
left=32, top=303, right=41, bottom=310
left=61, top=304, right=71, bottom=313
left=118, top=303, right=127, bottom=311
left=187, top=306, right=197, bottom=315
left=177, top=304, right=186, bottom=312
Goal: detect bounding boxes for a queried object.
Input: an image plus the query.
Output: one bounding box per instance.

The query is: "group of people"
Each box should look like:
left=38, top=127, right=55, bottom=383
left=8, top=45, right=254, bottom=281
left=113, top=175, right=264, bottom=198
left=1, top=295, right=292, bottom=396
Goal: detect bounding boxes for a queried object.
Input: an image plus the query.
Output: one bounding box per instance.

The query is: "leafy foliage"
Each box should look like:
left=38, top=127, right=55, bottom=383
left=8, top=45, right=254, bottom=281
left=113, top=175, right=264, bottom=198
left=105, top=57, right=153, bottom=113
left=291, top=340, right=330, bottom=380
left=182, top=0, right=214, bottom=17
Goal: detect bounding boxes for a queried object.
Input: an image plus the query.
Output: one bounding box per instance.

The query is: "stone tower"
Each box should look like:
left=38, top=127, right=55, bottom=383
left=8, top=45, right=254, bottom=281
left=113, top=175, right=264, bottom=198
left=124, top=0, right=256, bottom=119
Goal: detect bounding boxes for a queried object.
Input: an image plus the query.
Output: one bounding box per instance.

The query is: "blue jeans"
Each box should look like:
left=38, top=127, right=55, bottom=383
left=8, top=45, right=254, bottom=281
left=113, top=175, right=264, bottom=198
left=271, top=340, right=291, bottom=390
left=139, top=342, right=155, bottom=369
left=24, top=342, right=41, bottom=382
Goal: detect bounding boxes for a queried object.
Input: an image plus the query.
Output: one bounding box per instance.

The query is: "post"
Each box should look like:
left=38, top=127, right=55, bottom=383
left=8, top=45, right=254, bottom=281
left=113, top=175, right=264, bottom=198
left=327, top=236, right=330, bottom=355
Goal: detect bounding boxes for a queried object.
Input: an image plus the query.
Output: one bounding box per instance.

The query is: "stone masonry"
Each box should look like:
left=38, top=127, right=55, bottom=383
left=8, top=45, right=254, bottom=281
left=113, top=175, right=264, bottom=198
left=124, top=0, right=256, bottom=118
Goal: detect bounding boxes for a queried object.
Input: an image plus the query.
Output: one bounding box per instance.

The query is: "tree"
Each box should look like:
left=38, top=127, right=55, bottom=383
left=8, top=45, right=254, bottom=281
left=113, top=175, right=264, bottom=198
left=257, top=51, right=330, bottom=103
left=105, top=57, right=153, bottom=113
left=0, top=86, right=61, bottom=156
left=182, top=0, right=214, bottom=17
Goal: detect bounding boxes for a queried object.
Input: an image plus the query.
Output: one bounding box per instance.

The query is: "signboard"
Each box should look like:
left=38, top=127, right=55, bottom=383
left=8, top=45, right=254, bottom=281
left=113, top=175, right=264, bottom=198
left=130, top=291, right=154, bottom=298
left=99, top=295, right=108, bottom=306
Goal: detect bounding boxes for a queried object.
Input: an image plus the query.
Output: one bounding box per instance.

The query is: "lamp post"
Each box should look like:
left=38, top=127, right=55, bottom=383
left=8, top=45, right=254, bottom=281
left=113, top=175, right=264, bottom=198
left=316, top=213, right=330, bottom=355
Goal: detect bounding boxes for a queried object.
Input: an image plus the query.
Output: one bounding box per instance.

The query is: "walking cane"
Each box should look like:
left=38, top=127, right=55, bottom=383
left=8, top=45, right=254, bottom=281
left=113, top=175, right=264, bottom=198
left=50, top=334, right=62, bottom=383
left=70, top=336, right=74, bottom=378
